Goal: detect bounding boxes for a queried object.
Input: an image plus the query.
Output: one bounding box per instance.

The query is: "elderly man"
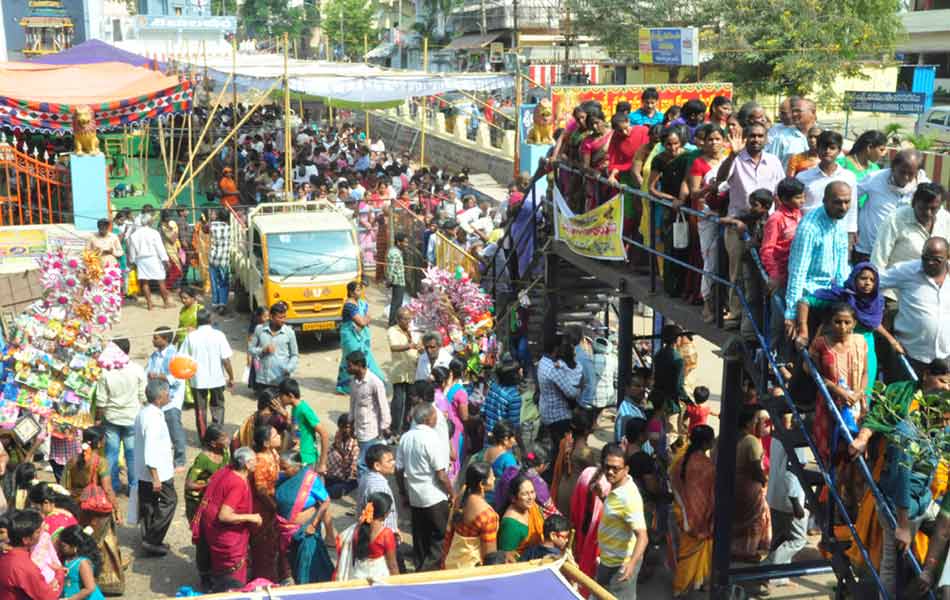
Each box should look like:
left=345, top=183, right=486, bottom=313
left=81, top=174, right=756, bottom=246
left=388, top=307, right=418, bottom=436
left=134, top=379, right=177, bottom=556
left=127, top=217, right=171, bottom=311
left=879, top=236, right=950, bottom=375
left=415, top=331, right=453, bottom=382
left=871, top=182, right=950, bottom=295
left=248, top=301, right=299, bottom=394
left=767, top=97, right=817, bottom=167
left=396, top=402, right=453, bottom=571
left=856, top=149, right=930, bottom=261
left=784, top=181, right=852, bottom=329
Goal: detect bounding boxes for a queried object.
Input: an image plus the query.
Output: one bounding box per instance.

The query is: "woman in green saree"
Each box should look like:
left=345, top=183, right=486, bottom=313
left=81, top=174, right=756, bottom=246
left=335, top=281, right=385, bottom=394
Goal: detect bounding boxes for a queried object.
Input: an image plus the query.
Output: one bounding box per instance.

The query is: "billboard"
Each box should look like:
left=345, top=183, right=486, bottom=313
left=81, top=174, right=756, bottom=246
left=550, top=83, right=733, bottom=125
left=638, top=28, right=700, bottom=66
left=845, top=91, right=926, bottom=115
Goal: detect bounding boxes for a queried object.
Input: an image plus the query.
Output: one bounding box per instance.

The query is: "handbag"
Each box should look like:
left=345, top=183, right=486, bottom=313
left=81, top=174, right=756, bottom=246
left=672, top=211, right=689, bottom=250
left=79, top=454, right=113, bottom=514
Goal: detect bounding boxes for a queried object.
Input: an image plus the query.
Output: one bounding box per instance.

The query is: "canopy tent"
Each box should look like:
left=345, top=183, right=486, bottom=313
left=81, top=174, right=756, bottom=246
left=193, top=560, right=584, bottom=600
left=0, top=62, right=192, bottom=134
left=31, top=39, right=155, bottom=68
left=186, top=53, right=513, bottom=109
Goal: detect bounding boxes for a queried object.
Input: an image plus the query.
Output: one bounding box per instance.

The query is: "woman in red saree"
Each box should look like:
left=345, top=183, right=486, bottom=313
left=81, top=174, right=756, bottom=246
left=670, top=425, right=715, bottom=598
left=570, top=465, right=610, bottom=598
left=250, top=425, right=288, bottom=583
left=579, top=108, right=613, bottom=210
left=193, top=447, right=262, bottom=590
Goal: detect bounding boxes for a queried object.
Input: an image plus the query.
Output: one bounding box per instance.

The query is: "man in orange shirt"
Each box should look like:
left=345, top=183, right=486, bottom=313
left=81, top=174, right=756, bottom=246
left=218, top=167, right=239, bottom=208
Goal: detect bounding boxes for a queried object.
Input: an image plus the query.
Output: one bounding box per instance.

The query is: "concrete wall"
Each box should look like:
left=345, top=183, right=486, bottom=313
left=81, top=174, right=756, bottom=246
left=366, top=110, right=515, bottom=184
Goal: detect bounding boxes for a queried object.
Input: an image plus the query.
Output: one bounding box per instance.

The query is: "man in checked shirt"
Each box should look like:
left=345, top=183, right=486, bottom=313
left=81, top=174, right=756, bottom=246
left=536, top=336, right=583, bottom=481
left=208, top=209, right=231, bottom=314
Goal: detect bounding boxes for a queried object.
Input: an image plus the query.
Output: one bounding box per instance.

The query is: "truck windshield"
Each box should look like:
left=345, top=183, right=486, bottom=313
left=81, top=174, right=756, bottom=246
left=266, top=230, right=358, bottom=278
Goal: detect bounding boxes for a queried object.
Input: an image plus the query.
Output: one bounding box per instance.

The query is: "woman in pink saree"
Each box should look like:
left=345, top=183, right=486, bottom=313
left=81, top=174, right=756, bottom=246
left=570, top=465, right=610, bottom=598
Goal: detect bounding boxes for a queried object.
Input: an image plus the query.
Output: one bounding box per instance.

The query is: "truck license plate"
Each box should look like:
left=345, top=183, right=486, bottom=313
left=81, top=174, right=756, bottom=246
left=302, top=321, right=335, bottom=332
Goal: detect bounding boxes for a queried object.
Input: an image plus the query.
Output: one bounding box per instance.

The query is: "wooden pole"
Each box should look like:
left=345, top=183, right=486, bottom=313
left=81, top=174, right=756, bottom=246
left=157, top=118, right=170, bottom=193
left=283, top=32, right=292, bottom=200
left=172, top=73, right=234, bottom=196
left=364, top=33, right=370, bottom=141
left=164, top=80, right=280, bottom=208
left=513, top=40, right=522, bottom=178
left=188, top=112, right=195, bottom=220
left=294, top=42, right=304, bottom=123
left=231, top=35, right=239, bottom=184
left=420, top=37, right=428, bottom=167
left=141, top=123, right=150, bottom=195
left=559, top=561, right=616, bottom=600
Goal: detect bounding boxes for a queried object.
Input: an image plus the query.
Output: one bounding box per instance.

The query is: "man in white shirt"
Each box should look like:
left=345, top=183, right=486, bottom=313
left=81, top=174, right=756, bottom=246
left=879, top=237, right=950, bottom=373
left=415, top=332, right=453, bottom=382
left=796, top=131, right=858, bottom=235
left=396, top=403, right=453, bottom=571
left=871, top=182, right=950, bottom=302
left=127, top=221, right=171, bottom=310
left=134, top=379, right=176, bottom=556
left=179, top=308, right=235, bottom=441
left=764, top=416, right=808, bottom=588
left=855, top=150, right=929, bottom=261
left=95, top=337, right=146, bottom=493
left=146, top=327, right=186, bottom=471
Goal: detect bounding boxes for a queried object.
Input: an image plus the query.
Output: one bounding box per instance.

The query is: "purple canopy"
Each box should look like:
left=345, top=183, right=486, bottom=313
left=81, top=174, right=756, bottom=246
left=32, top=39, right=154, bottom=68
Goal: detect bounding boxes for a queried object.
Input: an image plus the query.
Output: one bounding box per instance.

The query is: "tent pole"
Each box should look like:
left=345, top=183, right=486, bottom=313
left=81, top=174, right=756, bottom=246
left=364, top=33, right=370, bottom=141
left=421, top=37, right=428, bottom=167
left=142, top=123, right=149, bottom=195
left=283, top=31, right=292, bottom=200
left=294, top=41, right=304, bottom=123
left=164, top=80, right=280, bottom=208
left=188, top=112, right=195, bottom=223
left=173, top=73, right=234, bottom=197
left=232, top=35, right=239, bottom=186
left=157, top=118, right=170, bottom=195
left=559, top=561, right=616, bottom=600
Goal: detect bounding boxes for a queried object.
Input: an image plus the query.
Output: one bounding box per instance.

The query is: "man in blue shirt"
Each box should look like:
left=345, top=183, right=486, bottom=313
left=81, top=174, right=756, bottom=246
left=248, top=301, right=300, bottom=394
left=628, top=87, right=664, bottom=127
left=146, top=327, right=186, bottom=470
left=783, top=181, right=851, bottom=330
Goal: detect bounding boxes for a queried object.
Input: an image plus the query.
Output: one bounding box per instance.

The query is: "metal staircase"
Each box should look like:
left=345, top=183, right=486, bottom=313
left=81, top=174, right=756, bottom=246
left=484, top=164, right=935, bottom=600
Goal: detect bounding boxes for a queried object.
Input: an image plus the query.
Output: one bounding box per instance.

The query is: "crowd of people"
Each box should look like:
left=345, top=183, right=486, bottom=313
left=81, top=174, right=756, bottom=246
left=547, top=87, right=950, bottom=599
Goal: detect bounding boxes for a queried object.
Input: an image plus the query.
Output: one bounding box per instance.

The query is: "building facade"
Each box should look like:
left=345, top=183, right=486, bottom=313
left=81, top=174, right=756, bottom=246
left=900, top=1, right=950, bottom=91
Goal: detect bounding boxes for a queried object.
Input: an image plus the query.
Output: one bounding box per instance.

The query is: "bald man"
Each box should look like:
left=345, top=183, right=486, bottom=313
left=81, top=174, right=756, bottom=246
left=767, top=97, right=817, bottom=168
left=783, top=181, right=852, bottom=329
left=387, top=306, right=419, bottom=435
left=880, top=236, right=950, bottom=373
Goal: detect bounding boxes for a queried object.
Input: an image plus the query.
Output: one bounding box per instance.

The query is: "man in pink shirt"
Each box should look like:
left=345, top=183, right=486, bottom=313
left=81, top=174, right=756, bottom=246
left=760, top=177, right=806, bottom=363
left=0, top=510, right=63, bottom=600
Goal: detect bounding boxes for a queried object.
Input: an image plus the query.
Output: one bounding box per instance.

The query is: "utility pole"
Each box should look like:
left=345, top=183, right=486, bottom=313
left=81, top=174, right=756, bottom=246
left=340, top=8, right=344, bottom=59
left=480, top=0, right=487, bottom=36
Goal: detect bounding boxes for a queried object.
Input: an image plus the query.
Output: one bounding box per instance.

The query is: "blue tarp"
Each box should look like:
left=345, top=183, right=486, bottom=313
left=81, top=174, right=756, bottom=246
left=33, top=39, right=154, bottom=68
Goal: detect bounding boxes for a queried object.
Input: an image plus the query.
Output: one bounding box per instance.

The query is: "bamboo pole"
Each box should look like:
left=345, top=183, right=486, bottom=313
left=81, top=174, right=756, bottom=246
left=420, top=37, right=428, bottom=167
left=168, top=114, right=176, bottom=193
left=450, top=88, right=508, bottom=132
left=560, top=561, right=617, bottom=600
left=231, top=35, right=239, bottom=185
left=157, top=118, right=170, bottom=193
left=188, top=112, right=195, bottom=220
left=283, top=32, right=292, bottom=200
left=172, top=73, right=234, bottom=197
left=142, top=123, right=149, bottom=195
left=163, top=80, right=280, bottom=208
left=364, top=33, right=370, bottom=141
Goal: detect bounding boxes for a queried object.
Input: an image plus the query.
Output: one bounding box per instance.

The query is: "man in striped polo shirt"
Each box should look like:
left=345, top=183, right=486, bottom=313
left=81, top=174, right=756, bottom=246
left=595, top=442, right=649, bottom=599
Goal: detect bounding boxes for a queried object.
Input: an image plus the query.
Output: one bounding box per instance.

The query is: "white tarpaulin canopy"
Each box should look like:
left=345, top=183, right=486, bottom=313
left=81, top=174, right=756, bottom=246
left=186, top=54, right=513, bottom=108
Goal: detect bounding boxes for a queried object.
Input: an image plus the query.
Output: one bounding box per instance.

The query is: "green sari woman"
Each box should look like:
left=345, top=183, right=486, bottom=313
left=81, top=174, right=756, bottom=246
left=336, top=282, right=385, bottom=394
left=177, top=287, right=204, bottom=406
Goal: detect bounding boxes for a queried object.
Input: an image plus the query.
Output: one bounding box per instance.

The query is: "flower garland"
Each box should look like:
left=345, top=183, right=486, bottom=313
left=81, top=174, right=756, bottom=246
left=37, top=247, right=123, bottom=331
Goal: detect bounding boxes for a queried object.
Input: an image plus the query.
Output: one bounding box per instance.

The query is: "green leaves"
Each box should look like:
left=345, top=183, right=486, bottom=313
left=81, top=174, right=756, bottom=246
left=322, top=0, right=377, bottom=61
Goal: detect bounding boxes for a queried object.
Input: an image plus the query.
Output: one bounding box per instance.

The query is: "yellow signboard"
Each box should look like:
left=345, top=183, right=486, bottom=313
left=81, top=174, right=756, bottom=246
left=554, top=189, right=625, bottom=261
left=0, top=228, right=48, bottom=267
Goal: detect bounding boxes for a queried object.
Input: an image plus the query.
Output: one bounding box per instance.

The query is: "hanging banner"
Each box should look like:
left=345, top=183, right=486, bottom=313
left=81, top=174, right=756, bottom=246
left=554, top=187, right=624, bottom=261
left=638, top=28, right=700, bottom=66
left=550, top=83, right=732, bottom=126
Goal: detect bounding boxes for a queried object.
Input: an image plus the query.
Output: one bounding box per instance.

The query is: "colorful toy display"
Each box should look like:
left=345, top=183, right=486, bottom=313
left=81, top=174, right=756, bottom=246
left=0, top=247, right=125, bottom=448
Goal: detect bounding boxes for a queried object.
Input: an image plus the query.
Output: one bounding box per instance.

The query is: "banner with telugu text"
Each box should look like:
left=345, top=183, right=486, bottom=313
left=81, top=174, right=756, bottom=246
left=550, top=82, right=732, bottom=126
left=554, top=188, right=625, bottom=261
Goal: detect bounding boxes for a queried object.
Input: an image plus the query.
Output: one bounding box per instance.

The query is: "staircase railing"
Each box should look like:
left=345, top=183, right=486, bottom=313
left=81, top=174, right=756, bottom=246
left=504, top=158, right=937, bottom=599
left=0, top=141, right=71, bottom=226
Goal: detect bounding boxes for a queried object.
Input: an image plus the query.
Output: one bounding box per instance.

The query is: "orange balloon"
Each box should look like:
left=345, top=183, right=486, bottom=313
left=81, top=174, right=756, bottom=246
left=169, top=355, right=198, bottom=379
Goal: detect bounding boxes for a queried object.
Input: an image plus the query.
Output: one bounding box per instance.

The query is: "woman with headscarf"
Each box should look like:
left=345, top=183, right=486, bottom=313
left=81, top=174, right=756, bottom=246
left=794, top=262, right=904, bottom=398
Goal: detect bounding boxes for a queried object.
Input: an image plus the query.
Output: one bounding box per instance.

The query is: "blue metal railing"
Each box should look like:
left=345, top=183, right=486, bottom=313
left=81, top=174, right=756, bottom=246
left=503, top=159, right=936, bottom=599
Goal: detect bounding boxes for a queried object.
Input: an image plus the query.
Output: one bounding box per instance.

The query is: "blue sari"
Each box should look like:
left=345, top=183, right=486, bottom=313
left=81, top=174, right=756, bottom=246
left=336, top=299, right=386, bottom=393
left=275, top=468, right=334, bottom=584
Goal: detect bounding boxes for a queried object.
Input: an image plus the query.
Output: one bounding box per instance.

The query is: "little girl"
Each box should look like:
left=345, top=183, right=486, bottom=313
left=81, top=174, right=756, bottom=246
left=57, top=525, right=105, bottom=600
left=351, top=492, right=398, bottom=579
left=809, top=302, right=870, bottom=468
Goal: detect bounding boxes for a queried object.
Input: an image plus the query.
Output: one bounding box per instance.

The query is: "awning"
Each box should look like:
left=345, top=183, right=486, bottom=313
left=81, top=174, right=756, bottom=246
left=365, top=42, right=395, bottom=60
left=443, top=32, right=503, bottom=51
left=0, top=61, right=193, bottom=134
left=33, top=39, right=154, bottom=68
left=182, top=53, right=513, bottom=109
